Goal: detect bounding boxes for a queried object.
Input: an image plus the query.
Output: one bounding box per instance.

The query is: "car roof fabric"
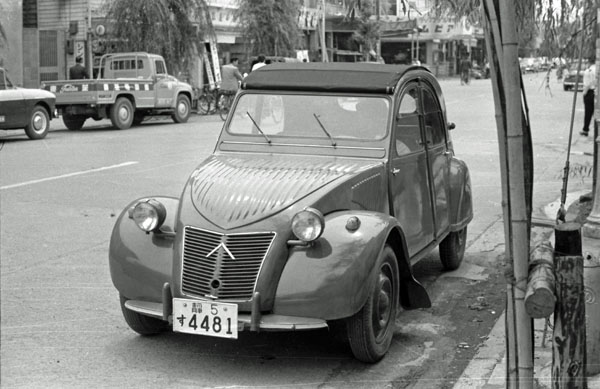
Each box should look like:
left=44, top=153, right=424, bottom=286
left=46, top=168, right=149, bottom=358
left=242, top=62, right=425, bottom=94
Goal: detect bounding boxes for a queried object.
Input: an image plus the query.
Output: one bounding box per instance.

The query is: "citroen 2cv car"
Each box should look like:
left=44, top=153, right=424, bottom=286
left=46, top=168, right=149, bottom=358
left=109, top=63, right=472, bottom=363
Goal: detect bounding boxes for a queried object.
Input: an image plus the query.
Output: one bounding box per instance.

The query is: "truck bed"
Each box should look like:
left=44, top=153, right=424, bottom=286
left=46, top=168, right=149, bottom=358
left=42, top=78, right=155, bottom=106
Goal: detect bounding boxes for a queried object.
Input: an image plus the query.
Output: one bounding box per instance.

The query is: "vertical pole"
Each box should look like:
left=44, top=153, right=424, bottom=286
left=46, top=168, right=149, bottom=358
left=499, top=0, right=534, bottom=386
left=87, top=0, right=93, bottom=78
left=376, top=0, right=381, bottom=60
left=583, top=7, right=600, bottom=239
left=321, top=0, right=328, bottom=62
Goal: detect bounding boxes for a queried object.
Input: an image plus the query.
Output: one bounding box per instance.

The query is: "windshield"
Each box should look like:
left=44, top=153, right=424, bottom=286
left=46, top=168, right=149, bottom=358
left=228, top=93, right=390, bottom=141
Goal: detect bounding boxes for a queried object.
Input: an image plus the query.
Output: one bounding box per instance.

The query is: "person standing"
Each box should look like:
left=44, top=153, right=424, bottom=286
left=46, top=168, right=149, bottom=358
left=251, top=54, right=266, bottom=72
left=220, top=57, right=244, bottom=93
left=460, top=55, right=472, bottom=85
left=69, top=57, right=89, bottom=80
left=581, top=57, right=597, bottom=137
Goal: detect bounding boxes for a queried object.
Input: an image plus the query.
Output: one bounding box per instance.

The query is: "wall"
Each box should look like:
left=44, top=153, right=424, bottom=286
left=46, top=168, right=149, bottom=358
left=0, top=0, right=24, bottom=85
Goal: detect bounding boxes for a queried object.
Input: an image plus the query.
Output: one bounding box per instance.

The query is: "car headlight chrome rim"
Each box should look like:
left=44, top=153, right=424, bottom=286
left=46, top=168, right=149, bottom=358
left=291, top=208, right=324, bottom=242
left=131, top=199, right=167, bottom=232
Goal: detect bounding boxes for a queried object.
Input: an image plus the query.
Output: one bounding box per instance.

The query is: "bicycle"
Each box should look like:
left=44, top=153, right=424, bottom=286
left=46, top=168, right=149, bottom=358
left=197, top=85, right=220, bottom=115
left=219, top=91, right=236, bottom=121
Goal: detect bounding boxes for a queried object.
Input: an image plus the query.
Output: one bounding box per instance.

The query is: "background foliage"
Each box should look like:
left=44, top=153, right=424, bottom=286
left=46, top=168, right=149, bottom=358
left=104, top=0, right=212, bottom=76
left=235, top=0, right=301, bottom=58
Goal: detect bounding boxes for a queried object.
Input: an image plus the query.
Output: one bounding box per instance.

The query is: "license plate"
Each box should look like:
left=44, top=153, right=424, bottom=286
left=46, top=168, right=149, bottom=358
left=172, top=298, right=238, bottom=339
left=0, top=115, right=4, bottom=123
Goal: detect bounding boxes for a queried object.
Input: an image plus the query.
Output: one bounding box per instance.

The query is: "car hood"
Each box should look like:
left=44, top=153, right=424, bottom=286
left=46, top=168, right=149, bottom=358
left=188, top=154, right=379, bottom=230
left=16, top=87, right=56, bottom=100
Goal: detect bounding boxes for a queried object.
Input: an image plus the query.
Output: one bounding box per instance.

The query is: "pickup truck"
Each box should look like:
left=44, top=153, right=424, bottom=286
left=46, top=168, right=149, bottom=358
left=41, top=52, right=193, bottom=130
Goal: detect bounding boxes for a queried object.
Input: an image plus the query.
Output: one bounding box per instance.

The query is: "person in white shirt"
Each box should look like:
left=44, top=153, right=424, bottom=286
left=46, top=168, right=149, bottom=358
left=251, top=54, right=266, bottom=72
left=581, top=57, right=597, bottom=136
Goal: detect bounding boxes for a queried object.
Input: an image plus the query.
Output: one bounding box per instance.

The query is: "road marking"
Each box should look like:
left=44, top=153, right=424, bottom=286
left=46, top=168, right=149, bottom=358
left=0, top=161, right=139, bottom=190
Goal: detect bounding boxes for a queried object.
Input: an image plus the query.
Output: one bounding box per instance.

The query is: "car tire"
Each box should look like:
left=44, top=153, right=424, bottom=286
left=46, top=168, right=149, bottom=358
left=172, top=94, right=191, bottom=123
left=439, top=227, right=467, bottom=271
left=62, top=113, right=87, bottom=131
left=24, top=105, right=50, bottom=140
left=109, top=97, right=134, bottom=130
left=346, top=245, right=399, bottom=363
left=119, top=295, right=168, bottom=336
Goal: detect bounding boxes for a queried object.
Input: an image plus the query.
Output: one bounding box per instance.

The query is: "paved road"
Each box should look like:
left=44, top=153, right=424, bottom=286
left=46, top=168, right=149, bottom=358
left=0, top=72, right=593, bottom=388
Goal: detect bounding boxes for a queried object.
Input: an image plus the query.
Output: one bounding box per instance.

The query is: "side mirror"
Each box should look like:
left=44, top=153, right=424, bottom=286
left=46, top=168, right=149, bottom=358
left=448, top=122, right=456, bottom=130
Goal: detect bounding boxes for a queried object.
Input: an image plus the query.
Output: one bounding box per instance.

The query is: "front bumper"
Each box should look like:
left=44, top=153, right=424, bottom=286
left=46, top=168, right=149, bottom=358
left=124, top=283, right=328, bottom=332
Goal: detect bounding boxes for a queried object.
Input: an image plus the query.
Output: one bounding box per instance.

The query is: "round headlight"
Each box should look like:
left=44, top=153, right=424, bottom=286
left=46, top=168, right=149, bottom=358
left=291, top=208, right=324, bottom=242
left=131, top=199, right=166, bottom=232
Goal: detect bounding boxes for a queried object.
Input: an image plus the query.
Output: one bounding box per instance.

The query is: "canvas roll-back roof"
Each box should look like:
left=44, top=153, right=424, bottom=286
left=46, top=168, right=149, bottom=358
left=241, top=62, right=424, bottom=94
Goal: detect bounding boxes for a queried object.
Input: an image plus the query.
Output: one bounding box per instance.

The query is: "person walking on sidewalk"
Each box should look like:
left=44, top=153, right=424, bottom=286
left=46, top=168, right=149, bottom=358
left=580, top=57, right=596, bottom=137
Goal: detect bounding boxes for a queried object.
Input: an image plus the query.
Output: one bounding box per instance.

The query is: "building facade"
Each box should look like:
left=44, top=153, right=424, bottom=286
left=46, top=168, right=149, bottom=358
left=0, top=0, right=483, bottom=88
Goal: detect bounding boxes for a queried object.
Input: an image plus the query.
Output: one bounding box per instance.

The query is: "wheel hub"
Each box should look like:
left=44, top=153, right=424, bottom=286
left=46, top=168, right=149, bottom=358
left=33, top=114, right=46, bottom=131
left=373, top=272, right=392, bottom=339
left=118, top=107, right=130, bottom=121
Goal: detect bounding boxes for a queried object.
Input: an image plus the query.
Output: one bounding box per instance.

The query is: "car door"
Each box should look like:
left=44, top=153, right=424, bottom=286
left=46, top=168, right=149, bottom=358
left=154, top=59, right=174, bottom=108
left=0, top=70, right=26, bottom=128
left=421, top=83, right=451, bottom=238
left=390, top=82, right=435, bottom=257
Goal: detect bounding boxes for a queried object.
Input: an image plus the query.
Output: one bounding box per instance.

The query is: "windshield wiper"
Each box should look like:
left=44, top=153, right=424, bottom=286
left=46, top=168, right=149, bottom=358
left=313, top=114, right=336, bottom=147
left=246, top=111, right=271, bottom=145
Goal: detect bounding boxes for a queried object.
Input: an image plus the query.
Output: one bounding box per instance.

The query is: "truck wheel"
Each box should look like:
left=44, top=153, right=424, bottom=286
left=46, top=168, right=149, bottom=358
left=62, top=113, right=86, bottom=131
left=110, top=97, right=134, bottom=129
left=24, top=105, right=50, bottom=140
left=439, top=227, right=467, bottom=271
left=119, top=295, right=167, bottom=336
left=346, top=245, right=399, bottom=363
left=172, top=94, right=191, bottom=123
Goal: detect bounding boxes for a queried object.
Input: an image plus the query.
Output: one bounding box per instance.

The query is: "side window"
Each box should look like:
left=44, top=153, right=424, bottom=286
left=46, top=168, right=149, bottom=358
left=155, top=60, right=166, bottom=75
left=422, top=88, right=445, bottom=146
left=395, top=86, right=423, bottom=156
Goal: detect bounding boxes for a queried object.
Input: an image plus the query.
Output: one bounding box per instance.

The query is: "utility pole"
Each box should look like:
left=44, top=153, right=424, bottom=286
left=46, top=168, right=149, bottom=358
left=321, top=0, right=328, bottom=62
left=376, top=0, right=381, bottom=60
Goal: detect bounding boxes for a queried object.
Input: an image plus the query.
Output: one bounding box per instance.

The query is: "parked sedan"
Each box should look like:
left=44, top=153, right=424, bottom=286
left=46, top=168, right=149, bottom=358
left=563, top=64, right=584, bottom=91
left=0, top=67, right=56, bottom=139
left=109, top=63, right=473, bottom=363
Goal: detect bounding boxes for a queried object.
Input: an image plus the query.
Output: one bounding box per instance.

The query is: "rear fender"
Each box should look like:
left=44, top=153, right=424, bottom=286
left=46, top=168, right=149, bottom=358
left=108, top=196, right=179, bottom=302
left=449, top=157, right=473, bottom=230
left=273, top=211, right=430, bottom=320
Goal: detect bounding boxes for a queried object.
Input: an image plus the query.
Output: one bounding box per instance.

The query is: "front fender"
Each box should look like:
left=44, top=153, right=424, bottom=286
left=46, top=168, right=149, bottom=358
left=108, top=196, right=179, bottom=302
left=449, top=157, right=473, bottom=230
left=273, top=211, right=423, bottom=320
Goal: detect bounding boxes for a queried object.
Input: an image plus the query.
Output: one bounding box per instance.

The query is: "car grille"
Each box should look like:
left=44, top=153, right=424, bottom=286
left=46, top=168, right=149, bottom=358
left=181, top=227, right=275, bottom=300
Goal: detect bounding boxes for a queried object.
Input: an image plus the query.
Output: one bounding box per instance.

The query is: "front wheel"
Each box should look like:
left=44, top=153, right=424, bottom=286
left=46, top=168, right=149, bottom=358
left=439, top=227, right=467, bottom=271
left=63, top=113, right=86, bottom=131
left=24, top=105, right=50, bottom=139
left=219, top=94, right=232, bottom=121
left=172, top=94, right=191, bottom=123
left=109, top=97, right=134, bottom=130
left=119, top=295, right=168, bottom=336
left=346, top=245, right=399, bottom=363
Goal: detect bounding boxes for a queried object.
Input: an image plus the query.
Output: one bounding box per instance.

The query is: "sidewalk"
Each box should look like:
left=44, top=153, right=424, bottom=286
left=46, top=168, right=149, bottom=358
left=455, top=203, right=600, bottom=388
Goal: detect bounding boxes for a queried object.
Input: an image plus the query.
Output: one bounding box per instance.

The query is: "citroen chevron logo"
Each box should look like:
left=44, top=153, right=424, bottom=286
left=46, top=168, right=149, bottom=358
left=206, top=242, right=236, bottom=260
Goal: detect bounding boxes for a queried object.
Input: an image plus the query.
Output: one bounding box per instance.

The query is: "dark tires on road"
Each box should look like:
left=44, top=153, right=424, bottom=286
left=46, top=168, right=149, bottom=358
left=110, top=97, right=134, bottom=130
left=24, top=105, right=50, bottom=140
left=120, top=295, right=168, bottom=336
left=132, top=111, right=145, bottom=126
left=172, top=94, right=191, bottom=123
left=439, top=227, right=467, bottom=271
left=346, top=245, right=399, bottom=363
left=62, top=113, right=87, bottom=131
